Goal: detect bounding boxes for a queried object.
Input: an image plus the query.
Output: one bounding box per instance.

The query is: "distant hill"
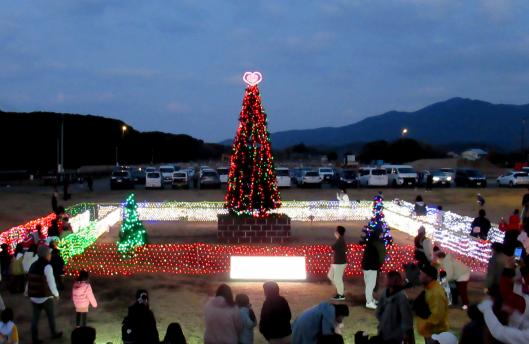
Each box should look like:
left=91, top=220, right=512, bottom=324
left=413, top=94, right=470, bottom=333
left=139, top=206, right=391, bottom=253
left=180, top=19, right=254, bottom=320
left=0, top=111, right=227, bottom=171
left=229, top=98, right=529, bottom=151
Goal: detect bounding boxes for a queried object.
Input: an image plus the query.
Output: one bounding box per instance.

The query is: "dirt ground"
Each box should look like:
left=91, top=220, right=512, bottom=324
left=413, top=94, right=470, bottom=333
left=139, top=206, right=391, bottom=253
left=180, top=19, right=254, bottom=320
left=0, top=180, right=522, bottom=343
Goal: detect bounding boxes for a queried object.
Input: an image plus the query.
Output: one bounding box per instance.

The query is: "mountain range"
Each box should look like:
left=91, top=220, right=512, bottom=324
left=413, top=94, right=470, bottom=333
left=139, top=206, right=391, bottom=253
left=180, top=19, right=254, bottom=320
left=228, top=98, right=529, bottom=151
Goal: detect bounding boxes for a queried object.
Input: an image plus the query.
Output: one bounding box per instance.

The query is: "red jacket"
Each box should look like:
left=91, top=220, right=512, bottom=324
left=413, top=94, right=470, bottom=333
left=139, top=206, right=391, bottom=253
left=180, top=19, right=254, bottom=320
left=508, top=215, right=521, bottom=231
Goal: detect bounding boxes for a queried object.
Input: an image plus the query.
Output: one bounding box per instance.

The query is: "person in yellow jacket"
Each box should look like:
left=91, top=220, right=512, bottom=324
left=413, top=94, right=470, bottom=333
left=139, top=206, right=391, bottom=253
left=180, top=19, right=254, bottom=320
left=416, top=264, right=449, bottom=343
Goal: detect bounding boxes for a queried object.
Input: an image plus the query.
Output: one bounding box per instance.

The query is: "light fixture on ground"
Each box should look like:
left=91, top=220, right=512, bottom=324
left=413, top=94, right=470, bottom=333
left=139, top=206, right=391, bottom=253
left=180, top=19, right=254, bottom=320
left=230, top=256, right=307, bottom=280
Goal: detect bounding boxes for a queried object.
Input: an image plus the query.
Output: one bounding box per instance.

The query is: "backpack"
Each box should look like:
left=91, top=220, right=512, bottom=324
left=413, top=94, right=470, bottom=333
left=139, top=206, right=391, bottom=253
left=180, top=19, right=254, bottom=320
left=10, top=257, right=24, bottom=276
left=122, top=315, right=136, bottom=344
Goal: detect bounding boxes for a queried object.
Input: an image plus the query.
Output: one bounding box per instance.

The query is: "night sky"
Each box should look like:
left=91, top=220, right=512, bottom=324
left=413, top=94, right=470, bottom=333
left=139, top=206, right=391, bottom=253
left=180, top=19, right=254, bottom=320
left=1, top=0, right=529, bottom=141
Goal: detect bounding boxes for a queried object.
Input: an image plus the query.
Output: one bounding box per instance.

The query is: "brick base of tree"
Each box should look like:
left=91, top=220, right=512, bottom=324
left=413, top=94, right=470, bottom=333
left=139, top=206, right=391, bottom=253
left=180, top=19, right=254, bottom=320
left=217, top=214, right=291, bottom=244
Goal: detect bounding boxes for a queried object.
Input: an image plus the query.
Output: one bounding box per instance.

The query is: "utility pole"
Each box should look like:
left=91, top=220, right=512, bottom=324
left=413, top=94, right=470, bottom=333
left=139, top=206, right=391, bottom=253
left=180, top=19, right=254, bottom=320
left=60, top=115, right=64, bottom=173
left=522, top=119, right=526, bottom=154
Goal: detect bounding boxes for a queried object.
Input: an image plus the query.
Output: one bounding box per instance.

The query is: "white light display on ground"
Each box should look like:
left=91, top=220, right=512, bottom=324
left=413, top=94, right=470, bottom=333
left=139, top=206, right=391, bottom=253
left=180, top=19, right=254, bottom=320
left=230, top=256, right=306, bottom=280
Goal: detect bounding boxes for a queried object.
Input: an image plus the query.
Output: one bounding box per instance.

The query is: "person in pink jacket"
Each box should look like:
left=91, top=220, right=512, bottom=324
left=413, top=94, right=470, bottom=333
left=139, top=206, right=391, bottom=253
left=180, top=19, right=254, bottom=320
left=72, top=270, right=97, bottom=327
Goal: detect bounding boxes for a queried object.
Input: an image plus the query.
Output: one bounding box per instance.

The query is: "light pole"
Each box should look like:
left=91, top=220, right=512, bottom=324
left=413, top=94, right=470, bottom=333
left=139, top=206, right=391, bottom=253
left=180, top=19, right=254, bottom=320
left=116, top=125, right=127, bottom=166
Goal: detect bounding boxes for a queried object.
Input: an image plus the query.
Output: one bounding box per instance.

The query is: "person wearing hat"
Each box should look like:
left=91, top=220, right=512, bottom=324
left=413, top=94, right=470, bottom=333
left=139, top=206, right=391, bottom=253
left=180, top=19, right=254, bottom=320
left=431, top=332, right=458, bottom=344
left=414, top=226, right=433, bottom=266
left=27, top=245, right=62, bottom=344
left=416, top=264, right=448, bottom=343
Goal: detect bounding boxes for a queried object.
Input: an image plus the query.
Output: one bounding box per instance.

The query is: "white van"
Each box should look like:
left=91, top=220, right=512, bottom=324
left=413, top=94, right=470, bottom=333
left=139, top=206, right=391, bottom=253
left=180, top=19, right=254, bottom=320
left=159, top=165, right=175, bottom=185
left=145, top=171, right=162, bottom=189
left=276, top=167, right=291, bottom=188
left=382, top=164, right=418, bottom=187
left=358, top=167, right=388, bottom=187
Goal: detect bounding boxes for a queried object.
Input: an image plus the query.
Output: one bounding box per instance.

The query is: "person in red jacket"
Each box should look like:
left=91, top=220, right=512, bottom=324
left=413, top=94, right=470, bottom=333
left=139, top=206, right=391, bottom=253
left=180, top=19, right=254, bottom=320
left=508, top=209, right=521, bottom=231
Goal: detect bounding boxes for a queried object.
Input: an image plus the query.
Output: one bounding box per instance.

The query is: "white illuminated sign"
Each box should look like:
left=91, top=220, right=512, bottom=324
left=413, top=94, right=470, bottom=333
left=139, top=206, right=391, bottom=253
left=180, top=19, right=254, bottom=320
left=230, top=256, right=306, bottom=280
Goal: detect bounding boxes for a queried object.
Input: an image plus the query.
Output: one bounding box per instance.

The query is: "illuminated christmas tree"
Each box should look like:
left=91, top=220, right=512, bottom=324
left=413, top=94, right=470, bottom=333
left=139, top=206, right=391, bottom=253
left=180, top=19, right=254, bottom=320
left=225, top=72, right=281, bottom=217
left=360, top=193, right=393, bottom=246
left=118, top=194, right=148, bottom=258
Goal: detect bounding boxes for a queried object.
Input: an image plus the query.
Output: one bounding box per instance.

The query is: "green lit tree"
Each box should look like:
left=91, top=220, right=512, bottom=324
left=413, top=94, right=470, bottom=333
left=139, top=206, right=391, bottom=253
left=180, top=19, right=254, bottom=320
left=118, top=194, right=148, bottom=258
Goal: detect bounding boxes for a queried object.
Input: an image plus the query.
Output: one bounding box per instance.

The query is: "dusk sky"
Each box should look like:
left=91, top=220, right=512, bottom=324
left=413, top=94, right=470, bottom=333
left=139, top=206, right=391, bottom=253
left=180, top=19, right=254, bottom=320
left=1, top=0, right=529, bottom=142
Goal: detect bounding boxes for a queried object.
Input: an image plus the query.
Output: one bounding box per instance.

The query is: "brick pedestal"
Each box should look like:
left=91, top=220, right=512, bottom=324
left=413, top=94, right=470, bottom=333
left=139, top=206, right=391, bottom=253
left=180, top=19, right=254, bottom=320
left=217, top=214, right=291, bottom=244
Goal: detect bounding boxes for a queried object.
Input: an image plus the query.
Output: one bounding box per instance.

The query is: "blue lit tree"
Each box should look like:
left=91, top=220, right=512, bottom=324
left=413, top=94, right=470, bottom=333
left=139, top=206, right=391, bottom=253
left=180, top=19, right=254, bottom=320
left=360, top=193, right=393, bottom=245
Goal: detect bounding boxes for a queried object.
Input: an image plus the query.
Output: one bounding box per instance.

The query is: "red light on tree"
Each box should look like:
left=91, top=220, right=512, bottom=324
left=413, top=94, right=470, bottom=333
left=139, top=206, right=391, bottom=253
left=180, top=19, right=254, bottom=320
left=224, top=72, right=281, bottom=217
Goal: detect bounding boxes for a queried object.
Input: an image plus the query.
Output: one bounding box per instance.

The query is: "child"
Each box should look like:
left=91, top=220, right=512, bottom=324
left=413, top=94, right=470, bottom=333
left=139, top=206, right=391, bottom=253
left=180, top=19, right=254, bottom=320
left=0, top=308, right=19, bottom=344
left=235, top=294, right=256, bottom=344
left=72, top=270, right=97, bottom=327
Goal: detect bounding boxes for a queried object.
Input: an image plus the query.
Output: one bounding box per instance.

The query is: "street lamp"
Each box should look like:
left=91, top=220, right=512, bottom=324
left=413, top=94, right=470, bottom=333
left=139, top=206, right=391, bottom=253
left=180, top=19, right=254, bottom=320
left=401, top=128, right=408, bottom=137
left=116, top=125, right=128, bottom=166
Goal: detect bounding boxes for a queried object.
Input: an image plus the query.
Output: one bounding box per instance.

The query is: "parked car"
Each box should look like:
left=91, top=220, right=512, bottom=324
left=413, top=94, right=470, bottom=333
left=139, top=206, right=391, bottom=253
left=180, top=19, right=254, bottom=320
left=145, top=171, right=162, bottom=189
left=199, top=169, right=221, bottom=189
left=455, top=169, right=487, bottom=187
left=300, top=170, right=322, bottom=188
left=110, top=170, right=134, bottom=190
left=358, top=167, right=388, bottom=187
left=172, top=170, right=189, bottom=189
left=318, top=167, right=335, bottom=182
left=290, top=168, right=303, bottom=185
left=497, top=171, right=529, bottom=187
left=337, top=169, right=358, bottom=189
left=217, top=167, right=229, bottom=184
left=439, top=168, right=456, bottom=180
left=145, top=166, right=156, bottom=174
left=421, top=170, right=452, bottom=187
left=382, top=164, right=418, bottom=187
left=276, top=167, right=291, bottom=188
left=131, top=168, right=146, bottom=184
left=159, top=165, right=176, bottom=185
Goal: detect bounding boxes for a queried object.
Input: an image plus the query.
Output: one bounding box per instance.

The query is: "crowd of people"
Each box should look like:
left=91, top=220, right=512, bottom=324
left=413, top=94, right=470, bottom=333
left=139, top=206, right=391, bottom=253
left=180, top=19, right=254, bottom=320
left=1, top=190, right=529, bottom=343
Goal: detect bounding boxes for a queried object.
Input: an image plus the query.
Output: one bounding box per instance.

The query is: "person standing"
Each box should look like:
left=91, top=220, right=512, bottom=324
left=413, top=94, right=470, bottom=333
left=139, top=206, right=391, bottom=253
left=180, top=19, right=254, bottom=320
left=9, top=244, right=25, bottom=294
left=27, top=246, right=62, bottom=344
left=122, top=289, right=159, bottom=344
left=236, top=294, right=256, bottom=344
left=522, top=188, right=529, bottom=228
left=259, top=282, right=292, bottom=344
left=414, top=226, right=433, bottom=267
left=485, top=243, right=506, bottom=293
left=470, top=209, right=491, bottom=240
left=204, top=284, right=242, bottom=344
left=426, top=173, right=433, bottom=192
left=433, top=247, right=471, bottom=310
left=328, top=226, right=347, bottom=301
left=477, top=193, right=485, bottom=207
left=415, top=264, right=449, bottom=343
left=0, top=244, right=12, bottom=283
left=49, top=241, right=65, bottom=291
left=72, top=271, right=97, bottom=327
left=376, top=271, right=414, bottom=344
left=362, top=230, right=386, bottom=309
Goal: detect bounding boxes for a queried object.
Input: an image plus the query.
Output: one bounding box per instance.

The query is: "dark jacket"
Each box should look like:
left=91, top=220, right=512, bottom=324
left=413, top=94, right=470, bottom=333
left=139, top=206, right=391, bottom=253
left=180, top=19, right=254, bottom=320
left=332, top=237, right=347, bottom=264
left=127, top=302, right=159, bottom=344
left=50, top=249, right=64, bottom=277
left=470, top=216, right=491, bottom=240
left=414, top=202, right=427, bottom=216
left=27, top=258, right=53, bottom=297
left=376, top=288, right=413, bottom=342
left=362, top=240, right=385, bottom=271
left=259, top=295, right=292, bottom=340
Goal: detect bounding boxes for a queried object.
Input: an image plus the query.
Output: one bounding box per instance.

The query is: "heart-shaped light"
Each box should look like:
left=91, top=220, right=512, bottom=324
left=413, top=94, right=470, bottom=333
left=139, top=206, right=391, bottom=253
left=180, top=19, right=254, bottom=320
left=243, top=71, right=263, bottom=86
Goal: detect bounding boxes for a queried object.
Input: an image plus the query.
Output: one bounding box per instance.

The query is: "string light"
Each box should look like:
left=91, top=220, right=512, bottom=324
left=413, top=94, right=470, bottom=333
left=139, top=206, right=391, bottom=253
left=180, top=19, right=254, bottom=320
left=117, top=194, right=148, bottom=259
left=1, top=199, right=502, bottom=271
left=360, top=193, right=393, bottom=246
left=225, top=74, right=281, bottom=217
left=64, top=243, right=418, bottom=277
